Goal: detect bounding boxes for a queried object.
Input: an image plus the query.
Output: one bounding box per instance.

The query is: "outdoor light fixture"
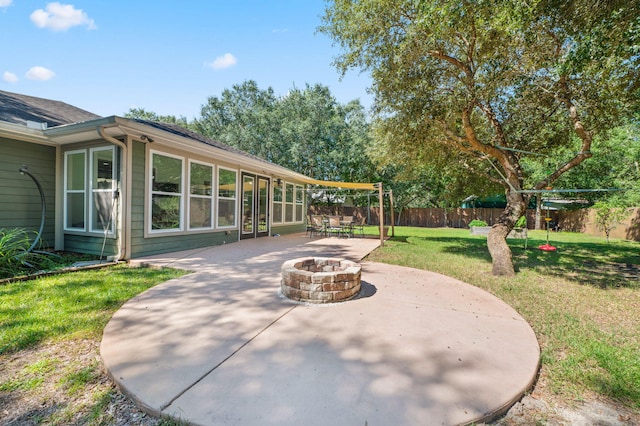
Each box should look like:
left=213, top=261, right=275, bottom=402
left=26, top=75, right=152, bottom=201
left=140, top=134, right=154, bottom=143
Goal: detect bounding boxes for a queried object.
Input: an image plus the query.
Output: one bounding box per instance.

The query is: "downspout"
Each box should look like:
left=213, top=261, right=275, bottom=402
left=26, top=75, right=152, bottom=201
left=98, top=126, right=127, bottom=261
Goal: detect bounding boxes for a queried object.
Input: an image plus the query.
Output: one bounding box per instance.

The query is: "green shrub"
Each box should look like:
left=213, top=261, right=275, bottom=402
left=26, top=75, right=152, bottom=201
left=0, top=228, right=49, bottom=279
left=515, top=216, right=527, bottom=229
left=468, top=219, right=489, bottom=228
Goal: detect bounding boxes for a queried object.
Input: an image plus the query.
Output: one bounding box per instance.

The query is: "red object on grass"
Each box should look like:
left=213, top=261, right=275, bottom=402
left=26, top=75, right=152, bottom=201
left=538, top=244, right=557, bottom=251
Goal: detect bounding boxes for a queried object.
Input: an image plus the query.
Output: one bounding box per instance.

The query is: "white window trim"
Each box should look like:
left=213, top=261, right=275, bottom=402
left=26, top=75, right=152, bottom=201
left=63, top=149, right=87, bottom=232
left=284, top=182, right=295, bottom=223
left=216, top=166, right=238, bottom=229
left=89, top=146, right=116, bottom=235
left=148, top=150, right=185, bottom=234
left=187, top=159, right=215, bottom=231
left=272, top=181, right=284, bottom=224
left=295, top=184, right=304, bottom=223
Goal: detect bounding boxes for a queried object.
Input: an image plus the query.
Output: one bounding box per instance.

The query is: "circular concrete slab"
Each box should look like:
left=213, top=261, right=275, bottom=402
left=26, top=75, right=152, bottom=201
left=101, top=237, right=539, bottom=425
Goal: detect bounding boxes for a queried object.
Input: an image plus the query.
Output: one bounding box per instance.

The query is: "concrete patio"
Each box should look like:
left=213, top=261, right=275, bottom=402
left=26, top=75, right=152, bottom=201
left=100, top=233, right=540, bottom=425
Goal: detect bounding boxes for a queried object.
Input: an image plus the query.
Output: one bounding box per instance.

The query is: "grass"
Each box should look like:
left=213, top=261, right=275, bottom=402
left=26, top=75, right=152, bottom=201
left=365, top=227, right=640, bottom=409
left=0, top=265, right=186, bottom=355
left=0, top=264, right=188, bottom=425
left=1, top=229, right=638, bottom=422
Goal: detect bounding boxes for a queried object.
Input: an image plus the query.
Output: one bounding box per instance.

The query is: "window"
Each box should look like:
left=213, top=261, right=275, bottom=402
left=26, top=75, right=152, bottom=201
left=189, top=161, right=214, bottom=229
left=272, top=182, right=283, bottom=224
left=64, top=150, right=86, bottom=231
left=64, top=147, right=117, bottom=233
left=295, top=184, right=304, bottom=222
left=151, top=152, right=183, bottom=231
left=90, top=147, right=116, bottom=233
left=285, top=183, right=294, bottom=222
left=217, top=167, right=237, bottom=227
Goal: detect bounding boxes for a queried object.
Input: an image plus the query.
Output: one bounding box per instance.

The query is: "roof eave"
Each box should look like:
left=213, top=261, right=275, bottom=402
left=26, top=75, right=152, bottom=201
left=108, top=117, right=313, bottom=182
left=0, top=121, right=54, bottom=145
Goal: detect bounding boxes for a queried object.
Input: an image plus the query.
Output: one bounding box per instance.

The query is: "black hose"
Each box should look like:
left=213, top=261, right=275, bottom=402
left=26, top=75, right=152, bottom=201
left=18, top=166, right=46, bottom=253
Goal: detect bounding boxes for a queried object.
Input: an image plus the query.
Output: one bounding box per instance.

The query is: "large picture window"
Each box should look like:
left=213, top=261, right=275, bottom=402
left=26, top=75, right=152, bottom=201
left=217, top=167, right=237, bottom=228
left=64, top=147, right=117, bottom=234
left=189, top=161, right=214, bottom=229
left=151, top=152, right=183, bottom=231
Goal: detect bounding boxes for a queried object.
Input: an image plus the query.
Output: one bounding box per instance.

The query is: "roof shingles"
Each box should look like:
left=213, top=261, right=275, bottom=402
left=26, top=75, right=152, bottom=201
left=0, top=90, right=100, bottom=127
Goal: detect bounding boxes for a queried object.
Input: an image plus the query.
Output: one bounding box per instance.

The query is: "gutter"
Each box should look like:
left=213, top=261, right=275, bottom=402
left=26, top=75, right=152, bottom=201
left=98, top=125, right=128, bottom=261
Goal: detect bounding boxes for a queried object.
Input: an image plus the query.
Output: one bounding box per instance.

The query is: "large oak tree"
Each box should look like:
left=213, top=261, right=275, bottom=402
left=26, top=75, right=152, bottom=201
left=321, top=0, right=639, bottom=275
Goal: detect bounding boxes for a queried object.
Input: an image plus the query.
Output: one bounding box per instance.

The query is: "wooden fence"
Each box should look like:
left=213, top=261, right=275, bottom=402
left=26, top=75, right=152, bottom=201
left=308, top=205, right=640, bottom=241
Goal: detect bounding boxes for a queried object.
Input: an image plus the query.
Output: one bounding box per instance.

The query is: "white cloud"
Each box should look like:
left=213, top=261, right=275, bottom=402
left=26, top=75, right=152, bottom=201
left=26, top=66, right=56, bottom=81
left=3, top=71, right=18, bottom=83
left=30, top=2, right=96, bottom=31
left=208, top=53, right=237, bottom=70
left=0, top=0, right=13, bottom=9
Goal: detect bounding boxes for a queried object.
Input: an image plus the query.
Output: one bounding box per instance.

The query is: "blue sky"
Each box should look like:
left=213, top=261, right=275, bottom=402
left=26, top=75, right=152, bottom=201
left=0, top=1, right=373, bottom=119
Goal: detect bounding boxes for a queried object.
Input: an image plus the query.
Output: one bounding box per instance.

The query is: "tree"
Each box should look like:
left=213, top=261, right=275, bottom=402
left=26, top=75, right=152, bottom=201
left=593, top=202, right=630, bottom=243
left=194, top=80, right=280, bottom=162
left=124, top=108, right=193, bottom=129
left=320, top=0, right=639, bottom=275
left=194, top=80, right=379, bottom=183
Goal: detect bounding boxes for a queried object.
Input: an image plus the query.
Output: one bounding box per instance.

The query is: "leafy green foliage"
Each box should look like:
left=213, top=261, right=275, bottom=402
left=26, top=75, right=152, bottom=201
left=593, top=202, right=631, bottom=242
left=194, top=81, right=378, bottom=183
left=124, top=108, right=193, bottom=129
left=0, top=228, right=54, bottom=278
left=468, top=219, right=489, bottom=228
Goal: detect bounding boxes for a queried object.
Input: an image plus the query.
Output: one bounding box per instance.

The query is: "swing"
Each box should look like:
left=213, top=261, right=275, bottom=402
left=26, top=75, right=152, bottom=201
left=538, top=204, right=557, bottom=251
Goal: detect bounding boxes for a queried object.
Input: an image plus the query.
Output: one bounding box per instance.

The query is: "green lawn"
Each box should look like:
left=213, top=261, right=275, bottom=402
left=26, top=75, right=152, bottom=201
left=365, top=227, right=640, bottom=408
left=0, top=264, right=188, bottom=425
left=0, top=265, right=186, bottom=355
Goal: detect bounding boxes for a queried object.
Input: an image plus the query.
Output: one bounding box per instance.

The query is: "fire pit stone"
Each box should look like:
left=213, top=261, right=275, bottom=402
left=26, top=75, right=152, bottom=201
left=280, top=257, right=362, bottom=303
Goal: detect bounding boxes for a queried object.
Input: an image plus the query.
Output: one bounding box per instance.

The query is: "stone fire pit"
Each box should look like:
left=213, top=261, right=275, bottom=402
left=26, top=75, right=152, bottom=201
left=281, top=257, right=362, bottom=304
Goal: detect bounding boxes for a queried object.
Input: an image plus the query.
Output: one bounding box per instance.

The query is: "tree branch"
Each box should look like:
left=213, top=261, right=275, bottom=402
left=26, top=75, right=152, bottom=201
left=535, top=77, right=594, bottom=189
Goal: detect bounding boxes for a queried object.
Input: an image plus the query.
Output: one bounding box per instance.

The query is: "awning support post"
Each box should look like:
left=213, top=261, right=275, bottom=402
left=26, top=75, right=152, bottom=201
left=378, top=182, right=384, bottom=247
left=389, top=188, right=395, bottom=238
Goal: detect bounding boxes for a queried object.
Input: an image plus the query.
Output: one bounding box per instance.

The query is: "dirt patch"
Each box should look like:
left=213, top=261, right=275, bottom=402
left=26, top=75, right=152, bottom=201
left=0, top=340, right=163, bottom=426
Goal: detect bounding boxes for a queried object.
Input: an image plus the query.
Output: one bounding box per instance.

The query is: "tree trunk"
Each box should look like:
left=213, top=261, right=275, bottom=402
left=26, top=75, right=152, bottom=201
left=486, top=192, right=527, bottom=276
left=488, top=223, right=515, bottom=276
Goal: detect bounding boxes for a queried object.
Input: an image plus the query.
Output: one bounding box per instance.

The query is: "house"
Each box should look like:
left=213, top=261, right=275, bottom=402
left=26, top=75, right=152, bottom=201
left=0, top=90, right=312, bottom=260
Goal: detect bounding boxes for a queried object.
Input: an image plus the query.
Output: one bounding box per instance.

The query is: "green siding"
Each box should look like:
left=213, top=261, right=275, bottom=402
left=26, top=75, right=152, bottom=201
left=131, top=230, right=239, bottom=258
left=0, top=138, right=56, bottom=248
left=272, top=223, right=306, bottom=235
left=129, top=141, right=147, bottom=256
left=65, top=234, right=118, bottom=257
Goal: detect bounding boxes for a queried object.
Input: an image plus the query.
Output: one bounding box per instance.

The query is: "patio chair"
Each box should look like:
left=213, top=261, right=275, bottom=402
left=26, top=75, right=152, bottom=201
left=341, top=216, right=355, bottom=238
left=353, top=217, right=366, bottom=238
left=306, top=215, right=324, bottom=237
left=327, top=215, right=345, bottom=238
left=312, top=215, right=325, bottom=236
